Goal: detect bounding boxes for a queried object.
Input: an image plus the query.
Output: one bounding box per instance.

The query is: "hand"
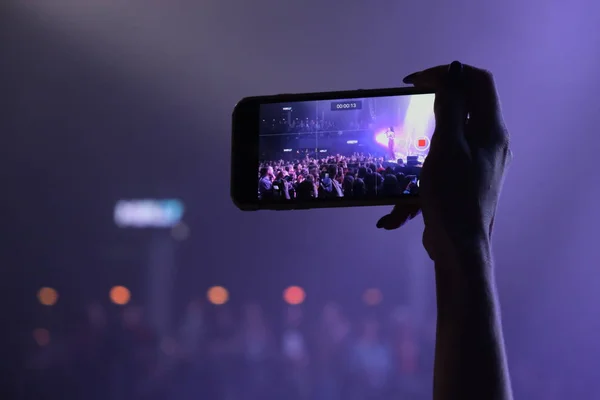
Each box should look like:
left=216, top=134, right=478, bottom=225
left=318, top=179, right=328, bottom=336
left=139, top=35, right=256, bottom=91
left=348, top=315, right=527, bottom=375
left=377, top=61, right=511, bottom=261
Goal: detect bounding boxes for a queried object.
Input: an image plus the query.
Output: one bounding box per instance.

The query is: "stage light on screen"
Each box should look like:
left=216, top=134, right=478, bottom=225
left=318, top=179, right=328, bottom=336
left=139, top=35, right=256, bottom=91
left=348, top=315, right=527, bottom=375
left=114, top=199, right=184, bottom=228
left=404, top=93, right=435, bottom=138
left=283, top=286, right=306, bottom=305
left=319, top=149, right=327, bottom=153
left=374, top=131, right=391, bottom=147
left=37, top=287, right=58, bottom=306
left=374, top=93, right=435, bottom=155
left=207, top=286, right=229, bottom=305
left=283, top=148, right=292, bottom=152
left=346, top=140, right=358, bottom=144
left=33, top=328, right=50, bottom=347
left=109, top=286, right=131, bottom=305
left=363, top=288, right=383, bottom=306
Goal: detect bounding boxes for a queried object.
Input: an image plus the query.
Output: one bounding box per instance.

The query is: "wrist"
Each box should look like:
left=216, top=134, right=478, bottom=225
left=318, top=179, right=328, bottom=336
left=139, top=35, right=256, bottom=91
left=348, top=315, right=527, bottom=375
left=432, top=234, right=496, bottom=309
left=428, top=227, right=492, bottom=270
left=433, top=237, right=497, bottom=320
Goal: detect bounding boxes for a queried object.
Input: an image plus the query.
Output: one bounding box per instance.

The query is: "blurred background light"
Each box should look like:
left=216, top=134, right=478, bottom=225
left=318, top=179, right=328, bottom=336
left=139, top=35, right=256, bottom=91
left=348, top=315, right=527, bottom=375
left=37, top=287, right=58, bottom=306
left=109, top=285, right=131, bottom=305
left=160, top=337, right=178, bottom=356
left=170, top=222, right=190, bottom=240
left=363, top=288, right=383, bottom=306
left=283, top=286, right=306, bottom=305
left=207, top=286, right=229, bottom=305
left=114, top=199, right=184, bottom=228
left=32, top=328, right=50, bottom=347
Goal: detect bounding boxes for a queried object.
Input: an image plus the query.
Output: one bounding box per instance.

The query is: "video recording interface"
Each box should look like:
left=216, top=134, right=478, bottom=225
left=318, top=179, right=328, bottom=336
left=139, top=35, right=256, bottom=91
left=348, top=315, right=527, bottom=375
left=258, top=94, right=435, bottom=202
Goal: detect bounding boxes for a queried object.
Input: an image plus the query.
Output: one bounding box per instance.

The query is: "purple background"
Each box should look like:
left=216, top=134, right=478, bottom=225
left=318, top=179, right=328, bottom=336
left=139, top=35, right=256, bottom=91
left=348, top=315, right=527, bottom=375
left=4, top=0, right=600, bottom=397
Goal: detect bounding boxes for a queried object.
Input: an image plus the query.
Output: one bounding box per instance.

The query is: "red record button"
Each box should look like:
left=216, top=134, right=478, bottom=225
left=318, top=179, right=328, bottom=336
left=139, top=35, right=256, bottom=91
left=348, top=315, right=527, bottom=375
left=415, top=136, right=430, bottom=151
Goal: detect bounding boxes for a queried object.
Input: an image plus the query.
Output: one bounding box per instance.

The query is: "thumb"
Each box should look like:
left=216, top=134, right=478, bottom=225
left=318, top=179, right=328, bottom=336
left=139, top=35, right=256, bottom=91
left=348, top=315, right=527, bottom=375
left=376, top=204, right=421, bottom=230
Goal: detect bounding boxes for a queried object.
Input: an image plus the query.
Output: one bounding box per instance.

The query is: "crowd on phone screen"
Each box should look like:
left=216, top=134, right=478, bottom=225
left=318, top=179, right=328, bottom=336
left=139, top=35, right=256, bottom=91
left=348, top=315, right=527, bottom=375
left=258, top=154, right=421, bottom=201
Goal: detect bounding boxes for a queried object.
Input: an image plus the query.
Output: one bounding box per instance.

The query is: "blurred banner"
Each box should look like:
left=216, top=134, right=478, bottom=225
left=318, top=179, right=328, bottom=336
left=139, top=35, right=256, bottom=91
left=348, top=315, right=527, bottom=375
left=114, top=199, right=184, bottom=228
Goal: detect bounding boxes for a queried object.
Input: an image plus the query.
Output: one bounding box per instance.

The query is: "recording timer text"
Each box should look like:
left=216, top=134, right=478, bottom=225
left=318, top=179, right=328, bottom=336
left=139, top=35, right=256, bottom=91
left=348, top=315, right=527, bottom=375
left=330, top=100, right=363, bottom=111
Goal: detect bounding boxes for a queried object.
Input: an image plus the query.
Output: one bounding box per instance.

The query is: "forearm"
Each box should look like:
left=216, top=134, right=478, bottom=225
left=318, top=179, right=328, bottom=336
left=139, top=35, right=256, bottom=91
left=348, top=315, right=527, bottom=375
left=432, top=246, right=512, bottom=400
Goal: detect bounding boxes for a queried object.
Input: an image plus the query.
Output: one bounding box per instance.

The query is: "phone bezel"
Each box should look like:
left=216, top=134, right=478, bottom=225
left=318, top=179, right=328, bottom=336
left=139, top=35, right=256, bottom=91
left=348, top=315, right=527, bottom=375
left=231, top=86, right=433, bottom=211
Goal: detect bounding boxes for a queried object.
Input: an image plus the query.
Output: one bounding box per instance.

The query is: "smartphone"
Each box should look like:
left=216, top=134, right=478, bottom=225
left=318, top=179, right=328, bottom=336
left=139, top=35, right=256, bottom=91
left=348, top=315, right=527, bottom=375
left=231, top=87, right=435, bottom=211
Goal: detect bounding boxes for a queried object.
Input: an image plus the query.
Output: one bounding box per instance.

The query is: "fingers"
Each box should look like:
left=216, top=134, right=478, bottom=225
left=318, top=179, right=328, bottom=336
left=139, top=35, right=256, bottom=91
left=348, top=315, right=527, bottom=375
left=404, top=62, right=509, bottom=150
left=376, top=205, right=421, bottom=230
left=462, top=65, right=502, bottom=126
left=403, top=65, right=447, bottom=88
left=405, top=62, right=469, bottom=154
left=462, top=65, right=509, bottom=148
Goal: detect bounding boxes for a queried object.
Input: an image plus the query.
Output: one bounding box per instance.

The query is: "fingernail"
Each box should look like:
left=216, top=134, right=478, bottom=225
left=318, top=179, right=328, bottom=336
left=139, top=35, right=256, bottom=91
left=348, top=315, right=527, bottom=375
left=403, top=71, right=421, bottom=84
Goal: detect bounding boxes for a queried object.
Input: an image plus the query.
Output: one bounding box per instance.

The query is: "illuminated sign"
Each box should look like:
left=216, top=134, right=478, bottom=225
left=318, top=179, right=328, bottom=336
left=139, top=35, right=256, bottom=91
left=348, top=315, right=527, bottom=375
left=114, top=199, right=184, bottom=228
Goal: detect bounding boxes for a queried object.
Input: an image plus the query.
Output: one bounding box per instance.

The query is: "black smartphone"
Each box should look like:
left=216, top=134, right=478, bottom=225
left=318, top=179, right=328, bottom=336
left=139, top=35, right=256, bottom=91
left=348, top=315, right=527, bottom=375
left=231, top=87, right=435, bottom=211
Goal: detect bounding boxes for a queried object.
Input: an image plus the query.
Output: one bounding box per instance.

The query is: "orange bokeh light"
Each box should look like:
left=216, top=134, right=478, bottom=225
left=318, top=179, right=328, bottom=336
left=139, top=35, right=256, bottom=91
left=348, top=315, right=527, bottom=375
left=109, top=286, right=131, bottom=305
left=283, top=286, right=306, bottom=305
left=207, top=286, right=229, bottom=305
left=37, top=287, right=58, bottom=306
left=33, top=328, right=50, bottom=347
left=363, top=288, right=383, bottom=306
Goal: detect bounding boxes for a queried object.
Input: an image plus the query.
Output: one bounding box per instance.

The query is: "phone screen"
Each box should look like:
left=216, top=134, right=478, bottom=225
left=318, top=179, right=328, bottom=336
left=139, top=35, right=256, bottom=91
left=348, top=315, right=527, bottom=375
left=257, top=93, right=435, bottom=203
